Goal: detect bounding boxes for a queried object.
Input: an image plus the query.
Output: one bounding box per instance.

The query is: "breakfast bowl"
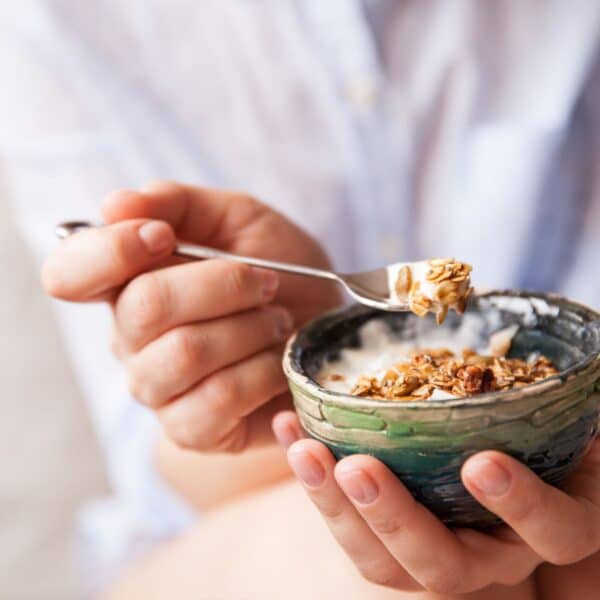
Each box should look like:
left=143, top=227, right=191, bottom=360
left=283, top=290, right=600, bottom=528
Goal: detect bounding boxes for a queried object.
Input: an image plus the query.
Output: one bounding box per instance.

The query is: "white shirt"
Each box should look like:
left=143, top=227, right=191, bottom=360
left=2, top=0, right=599, bottom=583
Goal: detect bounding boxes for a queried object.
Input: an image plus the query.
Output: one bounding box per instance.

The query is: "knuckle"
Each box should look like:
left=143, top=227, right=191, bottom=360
left=498, top=570, right=531, bottom=587
left=144, top=179, right=182, bottom=195
left=212, top=422, right=249, bottom=453
left=359, top=566, right=400, bottom=588
left=546, top=539, right=588, bottom=566
left=169, top=328, right=204, bottom=377
left=367, top=495, right=419, bottom=537
left=107, top=227, right=134, bottom=272
left=263, top=351, right=287, bottom=387
left=265, top=349, right=285, bottom=372
left=203, top=374, right=240, bottom=410
left=127, top=372, right=145, bottom=405
left=225, top=263, right=258, bottom=298
left=420, top=571, right=462, bottom=595
left=237, top=192, right=263, bottom=212
left=157, top=377, right=242, bottom=453
left=359, top=569, right=383, bottom=586
left=160, top=414, right=207, bottom=451
left=505, top=485, right=541, bottom=524
left=546, top=546, right=577, bottom=566
left=126, top=370, right=160, bottom=408
left=315, top=499, right=345, bottom=521
left=120, top=273, right=170, bottom=336
left=369, top=513, right=407, bottom=537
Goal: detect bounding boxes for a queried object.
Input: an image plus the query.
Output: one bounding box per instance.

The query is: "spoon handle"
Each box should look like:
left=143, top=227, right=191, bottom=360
left=175, top=242, right=338, bottom=281
left=55, top=221, right=339, bottom=282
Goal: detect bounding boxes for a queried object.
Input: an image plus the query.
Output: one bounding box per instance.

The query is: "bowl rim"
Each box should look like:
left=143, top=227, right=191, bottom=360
left=283, top=289, right=600, bottom=410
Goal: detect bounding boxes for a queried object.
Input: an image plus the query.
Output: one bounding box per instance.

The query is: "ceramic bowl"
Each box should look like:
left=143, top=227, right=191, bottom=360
left=283, top=291, right=600, bottom=528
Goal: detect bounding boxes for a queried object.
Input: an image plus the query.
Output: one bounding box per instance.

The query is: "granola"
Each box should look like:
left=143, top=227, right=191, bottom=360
left=392, top=258, right=473, bottom=325
left=350, top=347, right=558, bottom=401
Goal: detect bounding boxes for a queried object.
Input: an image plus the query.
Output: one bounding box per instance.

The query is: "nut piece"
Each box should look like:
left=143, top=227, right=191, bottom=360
left=460, top=365, right=484, bottom=394
left=350, top=345, right=558, bottom=401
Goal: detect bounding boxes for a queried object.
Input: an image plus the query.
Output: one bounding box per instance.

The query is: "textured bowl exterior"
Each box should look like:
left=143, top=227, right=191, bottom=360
left=284, top=293, right=600, bottom=528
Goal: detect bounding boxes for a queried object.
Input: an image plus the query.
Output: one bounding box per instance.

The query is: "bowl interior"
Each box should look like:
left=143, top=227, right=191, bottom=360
left=291, top=290, right=600, bottom=402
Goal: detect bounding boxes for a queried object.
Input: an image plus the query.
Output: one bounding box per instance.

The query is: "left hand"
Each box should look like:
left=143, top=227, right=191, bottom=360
left=273, top=412, right=600, bottom=594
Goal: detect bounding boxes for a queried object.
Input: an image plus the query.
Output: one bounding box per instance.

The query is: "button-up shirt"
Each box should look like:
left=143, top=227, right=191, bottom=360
left=1, top=0, right=599, bottom=581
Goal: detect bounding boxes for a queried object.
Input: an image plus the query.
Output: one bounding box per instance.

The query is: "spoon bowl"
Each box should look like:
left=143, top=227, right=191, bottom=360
left=339, top=266, right=410, bottom=311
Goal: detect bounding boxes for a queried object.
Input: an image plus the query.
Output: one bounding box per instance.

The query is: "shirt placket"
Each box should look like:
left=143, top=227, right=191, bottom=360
left=301, top=0, right=413, bottom=268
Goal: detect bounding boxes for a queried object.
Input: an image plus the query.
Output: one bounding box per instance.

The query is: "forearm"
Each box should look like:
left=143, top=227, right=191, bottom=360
left=153, top=433, right=293, bottom=511
left=535, top=550, right=600, bottom=600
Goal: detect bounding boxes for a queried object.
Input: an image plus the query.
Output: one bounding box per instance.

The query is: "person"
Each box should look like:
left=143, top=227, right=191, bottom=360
left=3, top=1, right=600, bottom=598
left=42, top=184, right=600, bottom=600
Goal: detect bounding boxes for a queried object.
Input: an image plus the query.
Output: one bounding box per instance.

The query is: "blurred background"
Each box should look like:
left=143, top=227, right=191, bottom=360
left=0, top=197, right=108, bottom=599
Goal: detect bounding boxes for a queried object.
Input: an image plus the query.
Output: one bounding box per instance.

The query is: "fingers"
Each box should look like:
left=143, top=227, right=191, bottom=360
left=232, top=392, right=297, bottom=451
left=127, top=306, right=293, bottom=407
left=451, top=527, right=540, bottom=587
left=281, top=436, right=541, bottom=593
left=42, top=219, right=175, bottom=301
left=272, top=411, right=305, bottom=450
left=334, top=455, right=538, bottom=593
left=114, top=260, right=280, bottom=350
left=286, top=440, right=419, bottom=591
left=333, top=455, right=471, bottom=593
left=156, top=350, right=289, bottom=452
left=462, top=443, right=600, bottom=565
left=102, top=183, right=268, bottom=247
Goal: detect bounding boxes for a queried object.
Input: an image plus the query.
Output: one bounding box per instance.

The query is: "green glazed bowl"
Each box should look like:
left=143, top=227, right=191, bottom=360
left=283, top=290, right=600, bottom=528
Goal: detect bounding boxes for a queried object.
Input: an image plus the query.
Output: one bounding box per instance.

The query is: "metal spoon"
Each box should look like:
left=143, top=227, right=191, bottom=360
left=56, top=220, right=415, bottom=311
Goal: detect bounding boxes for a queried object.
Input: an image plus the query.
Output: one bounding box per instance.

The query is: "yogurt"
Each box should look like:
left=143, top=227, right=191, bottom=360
left=316, top=315, right=497, bottom=397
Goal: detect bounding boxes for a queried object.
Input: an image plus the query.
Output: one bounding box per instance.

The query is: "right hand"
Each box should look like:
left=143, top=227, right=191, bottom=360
left=42, top=182, right=341, bottom=452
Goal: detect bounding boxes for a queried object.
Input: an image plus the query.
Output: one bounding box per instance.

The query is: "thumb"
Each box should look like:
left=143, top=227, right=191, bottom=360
left=42, top=219, right=175, bottom=301
left=102, top=181, right=268, bottom=247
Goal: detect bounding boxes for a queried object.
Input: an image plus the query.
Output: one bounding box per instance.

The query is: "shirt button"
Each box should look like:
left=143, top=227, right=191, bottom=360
left=347, top=78, right=378, bottom=110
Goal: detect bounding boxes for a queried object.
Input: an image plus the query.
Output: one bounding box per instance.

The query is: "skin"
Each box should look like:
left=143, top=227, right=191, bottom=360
left=42, top=182, right=341, bottom=454
left=273, top=412, right=600, bottom=597
left=42, top=182, right=600, bottom=598
left=105, top=476, right=536, bottom=600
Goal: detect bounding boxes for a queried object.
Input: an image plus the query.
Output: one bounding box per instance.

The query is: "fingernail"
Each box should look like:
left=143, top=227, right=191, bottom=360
left=464, top=457, right=512, bottom=497
left=274, top=423, right=300, bottom=451
left=336, top=467, right=379, bottom=504
left=288, top=449, right=325, bottom=488
left=138, top=221, right=174, bottom=254
left=259, top=269, right=279, bottom=300
left=267, top=306, right=294, bottom=339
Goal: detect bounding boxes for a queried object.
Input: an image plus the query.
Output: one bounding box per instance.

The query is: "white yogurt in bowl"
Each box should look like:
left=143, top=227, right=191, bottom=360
left=316, top=315, right=511, bottom=398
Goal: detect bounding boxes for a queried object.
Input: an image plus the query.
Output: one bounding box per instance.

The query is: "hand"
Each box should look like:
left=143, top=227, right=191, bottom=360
left=42, top=182, right=341, bottom=452
left=273, top=412, right=600, bottom=594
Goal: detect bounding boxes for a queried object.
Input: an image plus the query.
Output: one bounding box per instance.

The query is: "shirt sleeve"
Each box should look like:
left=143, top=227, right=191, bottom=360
left=0, top=5, right=195, bottom=581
